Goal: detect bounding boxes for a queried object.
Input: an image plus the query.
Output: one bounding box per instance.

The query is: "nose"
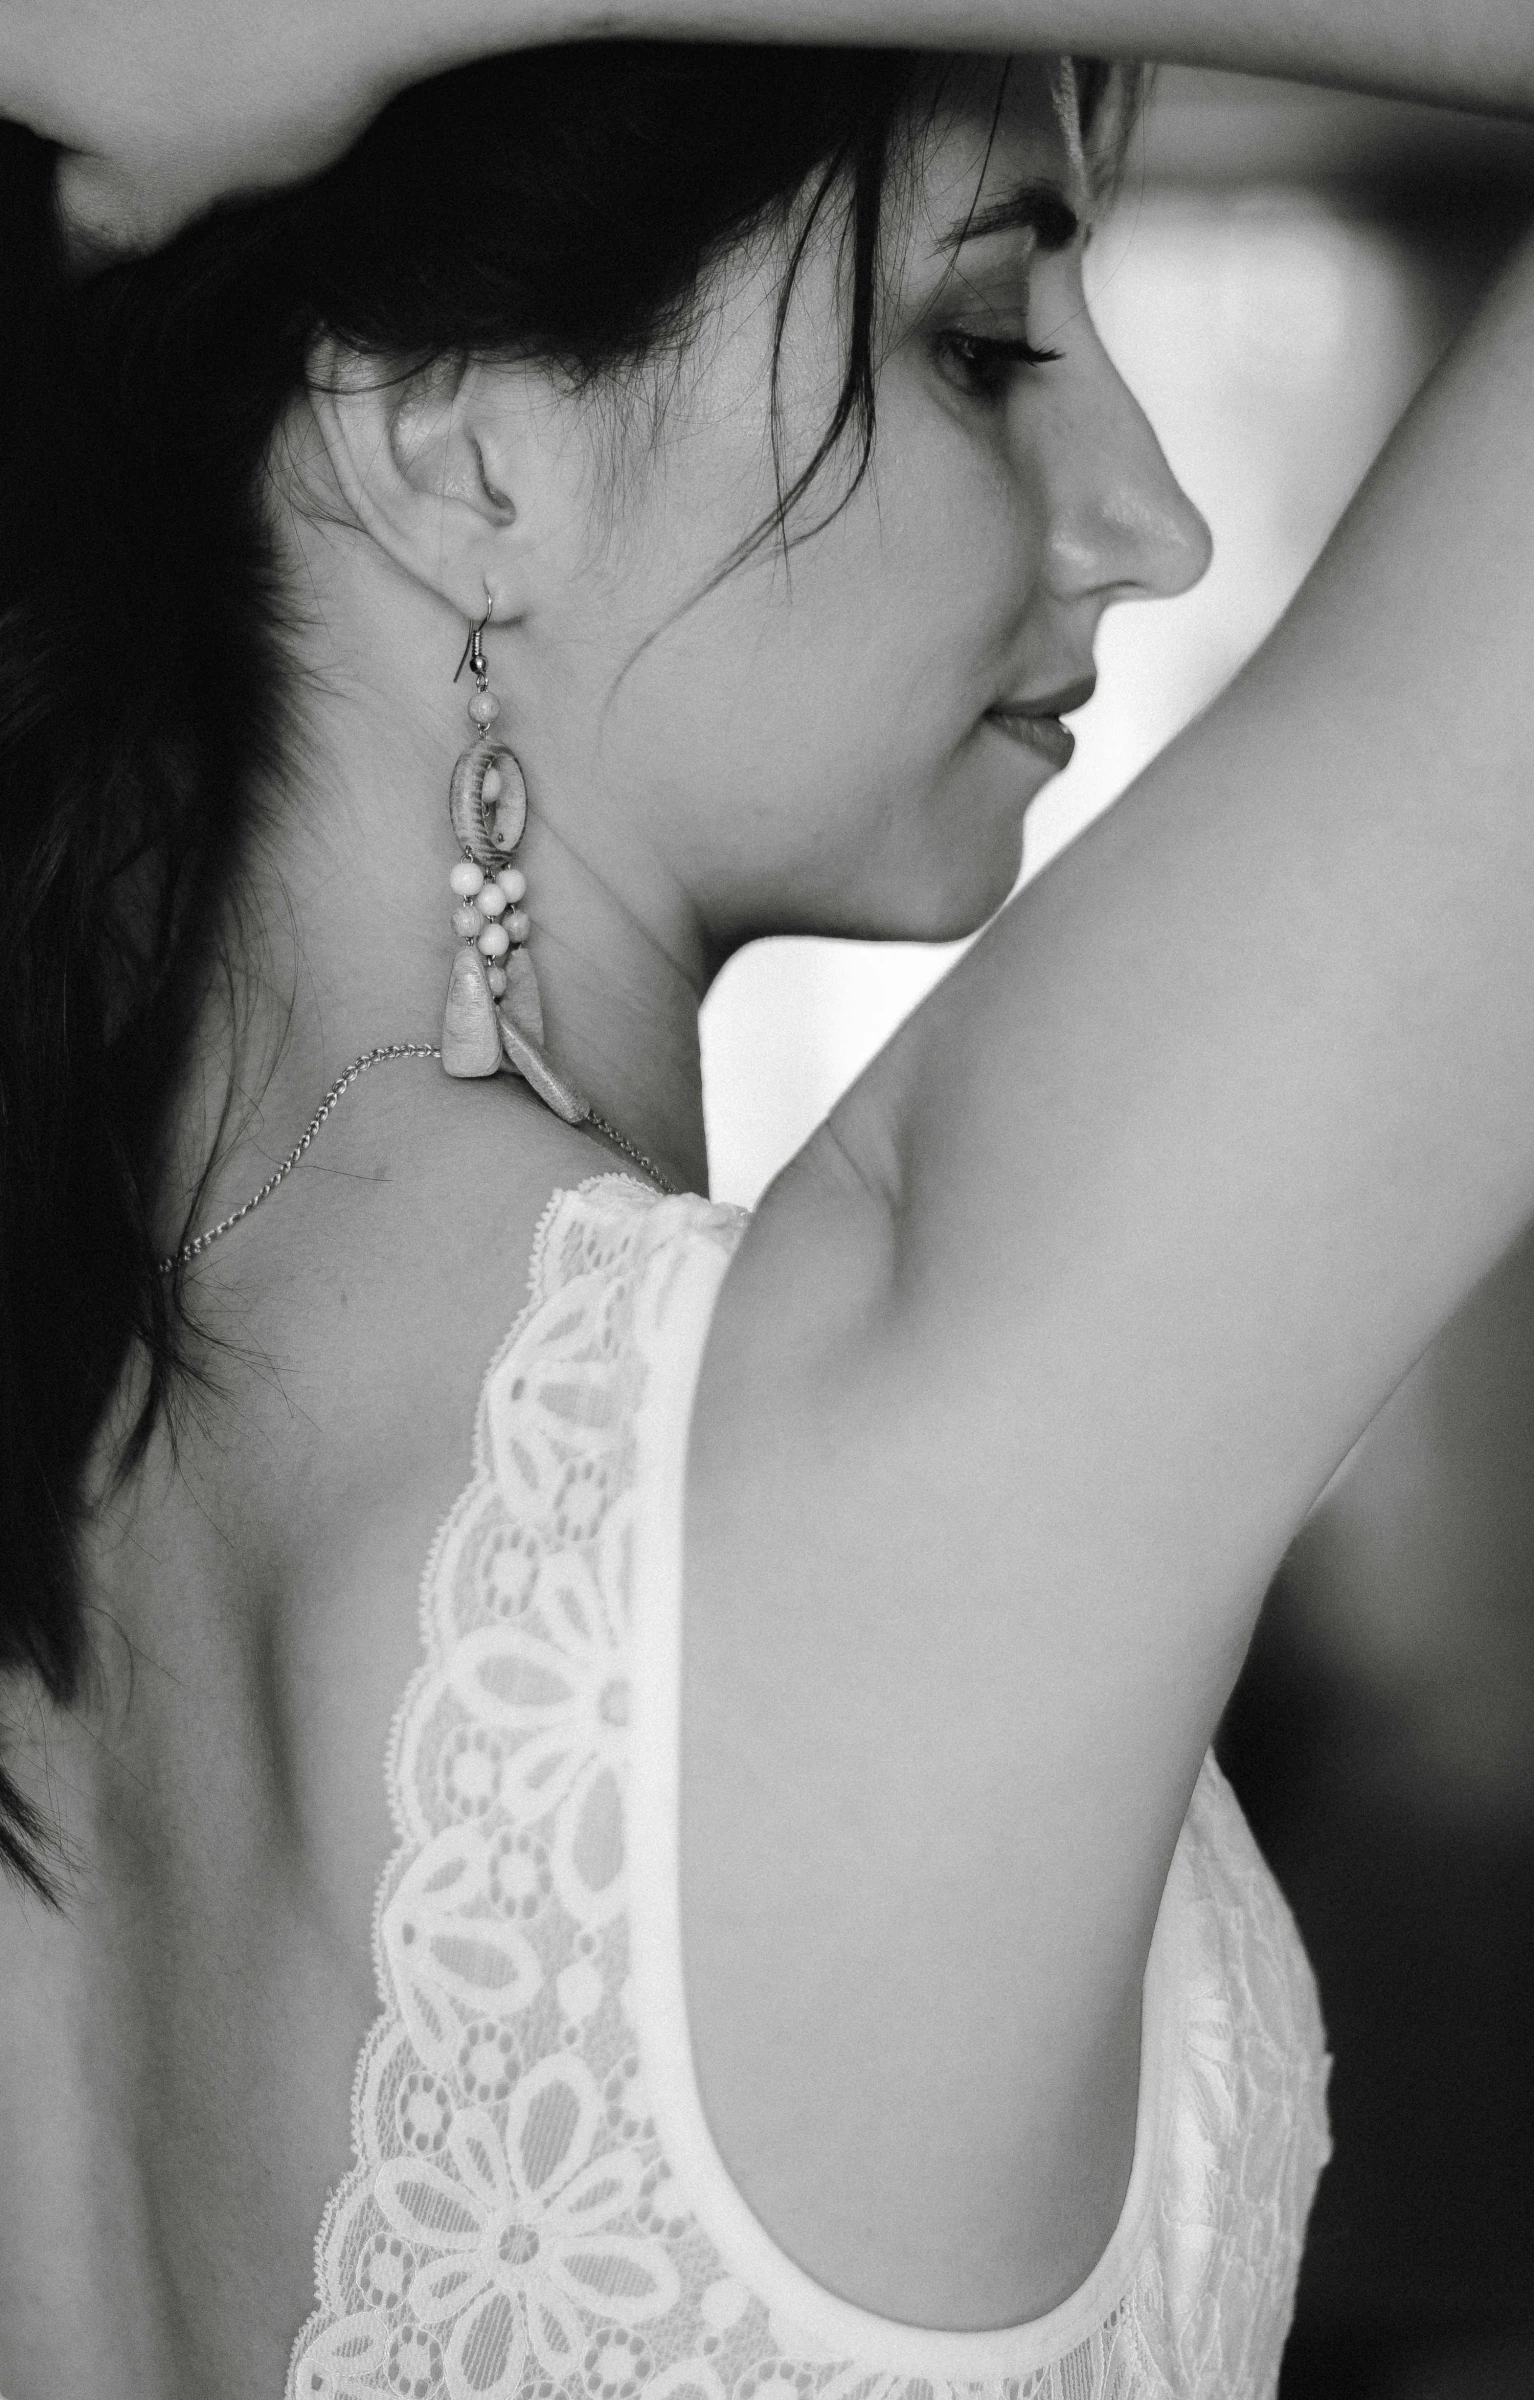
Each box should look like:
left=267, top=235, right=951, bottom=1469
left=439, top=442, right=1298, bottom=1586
left=1031, top=319, right=1212, bottom=609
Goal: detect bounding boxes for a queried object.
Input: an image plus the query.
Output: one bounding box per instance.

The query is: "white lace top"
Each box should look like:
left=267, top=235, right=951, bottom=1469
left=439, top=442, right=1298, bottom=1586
left=287, top=1178, right=1332, bottom=2400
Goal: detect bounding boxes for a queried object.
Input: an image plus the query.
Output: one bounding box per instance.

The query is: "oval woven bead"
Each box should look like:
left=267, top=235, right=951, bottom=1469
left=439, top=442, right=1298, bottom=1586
left=448, top=741, right=527, bottom=865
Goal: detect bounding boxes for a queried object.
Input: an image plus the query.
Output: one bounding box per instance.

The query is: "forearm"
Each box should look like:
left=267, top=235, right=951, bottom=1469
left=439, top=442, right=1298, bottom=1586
left=10, top=0, right=1530, bottom=261
left=424, top=0, right=1534, bottom=114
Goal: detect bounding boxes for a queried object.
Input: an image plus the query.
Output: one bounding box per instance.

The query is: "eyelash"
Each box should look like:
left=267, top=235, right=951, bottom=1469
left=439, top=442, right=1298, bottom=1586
left=937, top=329, right=1063, bottom=398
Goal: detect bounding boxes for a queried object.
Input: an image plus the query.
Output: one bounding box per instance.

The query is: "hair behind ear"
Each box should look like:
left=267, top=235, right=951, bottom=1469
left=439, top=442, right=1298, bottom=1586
left=0, top=122, right=81, bottom=1892
left=0, top=118, right=295, bottom=1896
left=0, top=41, right=1144, bottom=1893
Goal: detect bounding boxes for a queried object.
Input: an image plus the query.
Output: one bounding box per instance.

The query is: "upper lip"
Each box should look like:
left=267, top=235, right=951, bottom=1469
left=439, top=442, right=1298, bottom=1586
left=988, top=674, right=1097, bottom=719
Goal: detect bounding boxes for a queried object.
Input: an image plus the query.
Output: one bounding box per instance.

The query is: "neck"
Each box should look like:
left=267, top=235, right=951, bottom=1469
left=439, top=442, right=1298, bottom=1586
left=508, top=801, right=709, bottom=1188
left=164, top=648, right=710, bottom=1247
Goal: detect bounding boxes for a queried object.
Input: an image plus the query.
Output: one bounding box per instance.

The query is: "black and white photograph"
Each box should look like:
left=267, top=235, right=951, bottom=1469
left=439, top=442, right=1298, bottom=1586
left=1, top=7, right=1531, bottom=2397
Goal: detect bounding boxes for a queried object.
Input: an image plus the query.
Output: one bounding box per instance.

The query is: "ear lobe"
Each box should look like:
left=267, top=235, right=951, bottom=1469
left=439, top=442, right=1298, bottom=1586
left=308, top=339, right=519, bottom=619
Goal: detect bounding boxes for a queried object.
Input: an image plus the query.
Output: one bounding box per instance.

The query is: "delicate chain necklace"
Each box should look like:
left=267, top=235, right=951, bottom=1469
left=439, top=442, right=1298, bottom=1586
left=157, top=1042, right=678, bottom=1276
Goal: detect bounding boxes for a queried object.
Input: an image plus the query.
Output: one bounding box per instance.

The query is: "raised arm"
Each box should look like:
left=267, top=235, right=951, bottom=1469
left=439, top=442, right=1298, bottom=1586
left=10, top=0, right=1534, bottom=2342
left=6, top=1, right=1533, bottom=255
left=477, top=0, right=1534, bottom=109
left=675, top=2, right=1534, bottom=2330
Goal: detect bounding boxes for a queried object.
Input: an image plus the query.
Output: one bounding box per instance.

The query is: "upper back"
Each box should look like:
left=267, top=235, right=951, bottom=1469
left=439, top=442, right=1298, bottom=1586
left=0, top=1084, right=587, bottom=2399
left=0, top=1155, right=1331, bottom=2400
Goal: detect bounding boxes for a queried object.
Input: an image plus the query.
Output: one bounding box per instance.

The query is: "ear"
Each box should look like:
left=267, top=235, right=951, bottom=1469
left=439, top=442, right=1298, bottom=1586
left=307, top=340, right=557, bottom=623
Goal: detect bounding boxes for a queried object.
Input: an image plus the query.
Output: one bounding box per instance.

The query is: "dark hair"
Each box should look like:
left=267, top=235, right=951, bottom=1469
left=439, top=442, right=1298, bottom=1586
left=0, top=43, right=1135, bottom=1891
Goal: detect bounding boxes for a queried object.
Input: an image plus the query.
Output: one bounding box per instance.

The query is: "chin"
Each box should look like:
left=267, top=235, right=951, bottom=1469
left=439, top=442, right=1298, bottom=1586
left=893, top=832, right=1025, bottom=942
left=746, top=808, right=1025, bottom=947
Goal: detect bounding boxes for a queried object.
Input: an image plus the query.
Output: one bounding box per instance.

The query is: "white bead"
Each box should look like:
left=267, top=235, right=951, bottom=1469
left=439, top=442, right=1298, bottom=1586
left=476, top=920, right=511, bottom=958
left=450, top=860, right=485, bottom=899
left=475, top=881, right=509, bottom=917
left=486, top=964, right=508, bottom=998
left=451, top=904, right=481, bottom=939
left=481, top=767, right=502, bottom=800
left=467, top=690, right=500, bottom=727
left=505, top=909, right=530, bottom=945
left=496, top=866, right=527, bottom=902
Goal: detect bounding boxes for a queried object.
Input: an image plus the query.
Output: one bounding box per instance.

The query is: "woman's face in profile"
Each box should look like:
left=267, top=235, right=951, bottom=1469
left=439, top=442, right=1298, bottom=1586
left=482, top=57, right=1212, bottom=961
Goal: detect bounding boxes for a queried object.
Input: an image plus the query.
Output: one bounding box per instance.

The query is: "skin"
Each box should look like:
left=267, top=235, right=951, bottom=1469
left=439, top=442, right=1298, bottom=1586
left=0, top=62, right=1206, bottom=2396
left=7, top=2, right=1533, bottom=255
left=1, top=4, right=1534, bottom=2394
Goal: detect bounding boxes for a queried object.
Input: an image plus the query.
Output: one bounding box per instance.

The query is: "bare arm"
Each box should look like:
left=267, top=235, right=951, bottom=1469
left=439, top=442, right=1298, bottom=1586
left=11, top=0, right=1534, bottom=2340
left=460, top=0, right=1534, bottom=110
left=681, top=18, right=1534, bottom=2328
left=5, top=1, right=1532, bottom=256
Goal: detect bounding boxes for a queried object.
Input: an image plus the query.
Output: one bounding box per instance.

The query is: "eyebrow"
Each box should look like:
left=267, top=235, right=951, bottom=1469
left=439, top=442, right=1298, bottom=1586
left=938, top=179, right=1082, bottom=255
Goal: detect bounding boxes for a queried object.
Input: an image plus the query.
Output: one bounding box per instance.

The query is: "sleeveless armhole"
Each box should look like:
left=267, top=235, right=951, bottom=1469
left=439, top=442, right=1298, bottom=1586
left=625, top=1204, right=1194, bottom=2376
left=288, top=1177, right=1329, bottom=2400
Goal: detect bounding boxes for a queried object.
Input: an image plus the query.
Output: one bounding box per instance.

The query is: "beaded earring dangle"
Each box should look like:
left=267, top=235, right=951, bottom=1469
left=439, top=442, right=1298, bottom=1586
left=154, top=602, right=677, bottom=1274
left=441, top=608, right=590, bottom=1124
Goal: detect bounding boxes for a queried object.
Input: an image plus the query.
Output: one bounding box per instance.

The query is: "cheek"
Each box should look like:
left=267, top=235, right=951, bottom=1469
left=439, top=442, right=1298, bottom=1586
left=669, top=654, right=1029, bottom=941
left=713, top=457, right=1030, bottom=790
left=631, top=327, right=1035, bottom=758
left=877, top=399, right=1040, bottom=669
left=592, top=390, right=1039, bottom=921
left=609, top=544, right=958, bottom=825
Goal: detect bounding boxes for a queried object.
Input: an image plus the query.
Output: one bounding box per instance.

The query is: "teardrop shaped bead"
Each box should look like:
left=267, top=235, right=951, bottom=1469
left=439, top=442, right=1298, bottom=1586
left=441, top=943, right=504, bottom=1078
left=499, top=944, right=545, bottom=1046
left=496, top=1009, right=589, bottom=1124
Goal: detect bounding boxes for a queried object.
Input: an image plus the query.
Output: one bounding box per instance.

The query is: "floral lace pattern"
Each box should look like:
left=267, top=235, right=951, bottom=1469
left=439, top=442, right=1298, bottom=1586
left=288, top=1178, right=1330, bottom=2400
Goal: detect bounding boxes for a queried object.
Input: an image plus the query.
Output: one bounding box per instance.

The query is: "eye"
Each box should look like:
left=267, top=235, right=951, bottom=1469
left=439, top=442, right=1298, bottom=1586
left=935, top=327, right=1063, bottom=400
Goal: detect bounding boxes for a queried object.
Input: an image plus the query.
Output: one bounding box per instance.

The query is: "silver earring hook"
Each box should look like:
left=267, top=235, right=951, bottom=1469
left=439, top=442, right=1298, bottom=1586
left=453, top=607, right=491, bottom=686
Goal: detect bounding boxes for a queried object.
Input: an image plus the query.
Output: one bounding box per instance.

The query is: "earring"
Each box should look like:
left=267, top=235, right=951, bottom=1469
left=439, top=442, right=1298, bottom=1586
left=440, top=608, right=588, bottom=1123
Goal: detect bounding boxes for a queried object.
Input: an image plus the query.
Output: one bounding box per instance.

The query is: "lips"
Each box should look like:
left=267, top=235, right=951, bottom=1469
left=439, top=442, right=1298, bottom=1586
left=983, top=672, right=1096, bottom=775
left=985, top=710, right=1076, bottom=770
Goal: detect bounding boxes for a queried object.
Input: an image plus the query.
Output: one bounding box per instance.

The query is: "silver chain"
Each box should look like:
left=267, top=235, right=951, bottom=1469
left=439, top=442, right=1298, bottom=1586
left=582, top=1107, right=679, bottom=1196
left=158, top=1042, right=675, bottom=1275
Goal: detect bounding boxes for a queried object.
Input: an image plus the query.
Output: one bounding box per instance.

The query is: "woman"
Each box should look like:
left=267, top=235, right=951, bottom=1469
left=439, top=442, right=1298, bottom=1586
left=0, top=5, right=1529, bottom=2395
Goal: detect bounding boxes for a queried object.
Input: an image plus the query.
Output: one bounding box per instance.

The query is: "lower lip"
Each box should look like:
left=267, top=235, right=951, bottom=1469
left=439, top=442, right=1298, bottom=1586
left=985, top=711, right=1075, bottom=772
